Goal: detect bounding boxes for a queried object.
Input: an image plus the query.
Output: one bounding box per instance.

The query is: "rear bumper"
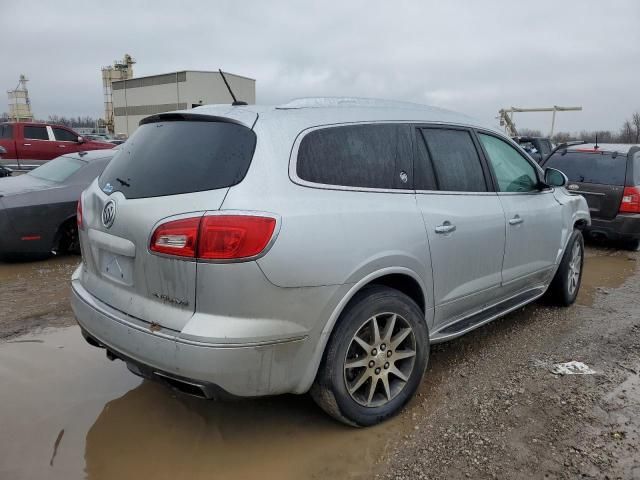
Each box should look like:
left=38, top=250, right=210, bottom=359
left=586, top=213, right=640, bottom=241
left=71, top=278, right=309, bottom=398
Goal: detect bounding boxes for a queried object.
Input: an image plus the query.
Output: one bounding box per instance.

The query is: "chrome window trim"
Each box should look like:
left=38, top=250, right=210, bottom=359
left=414, top=190, right=497, bottom=196
left=289, top=120, right=475, bottom=194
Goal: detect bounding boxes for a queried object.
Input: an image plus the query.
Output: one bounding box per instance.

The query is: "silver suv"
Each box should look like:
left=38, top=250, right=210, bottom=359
left=71, top=98, right=590, bottom=426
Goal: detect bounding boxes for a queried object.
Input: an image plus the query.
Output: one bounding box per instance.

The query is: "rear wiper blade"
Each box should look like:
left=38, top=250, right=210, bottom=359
left=544, top=140, right=587, bottom=163
left=116, top=177, right=130, bottom=188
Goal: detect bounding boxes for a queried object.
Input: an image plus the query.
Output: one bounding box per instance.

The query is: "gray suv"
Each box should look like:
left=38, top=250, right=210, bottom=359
left=71, top=98, right=590, bottom=426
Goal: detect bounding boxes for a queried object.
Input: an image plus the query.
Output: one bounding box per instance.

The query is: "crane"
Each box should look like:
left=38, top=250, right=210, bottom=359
left=498, top=105, right=582, bottom=137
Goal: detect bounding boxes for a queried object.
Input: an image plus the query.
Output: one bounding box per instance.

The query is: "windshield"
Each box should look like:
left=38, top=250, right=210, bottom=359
left=28, top=156, right=86, bottom=182
left=99, top=120, right=256, bottom=199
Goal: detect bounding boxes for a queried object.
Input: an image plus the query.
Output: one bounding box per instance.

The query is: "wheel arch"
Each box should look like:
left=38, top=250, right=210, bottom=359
left=52, top=213, right=78, bottom=253
left=294, top=267, right=432, bottom=394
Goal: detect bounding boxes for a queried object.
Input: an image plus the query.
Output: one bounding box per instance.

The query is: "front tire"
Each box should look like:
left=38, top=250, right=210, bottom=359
left=548, top=229, right=584, bottom=306
left=311, top=286, right=429, bottom=426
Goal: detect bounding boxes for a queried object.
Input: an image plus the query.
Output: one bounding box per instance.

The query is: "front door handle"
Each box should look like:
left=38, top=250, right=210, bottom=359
left=435, top=221, right=456, bottom=234
left=58, top=145, right=66, bottom=148
left=509, top=215, right=524, bottom=225
left=23, top=143, right=31, bottom=146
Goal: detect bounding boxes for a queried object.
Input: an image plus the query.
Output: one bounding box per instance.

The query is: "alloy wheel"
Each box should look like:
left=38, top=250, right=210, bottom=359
left=567, top=241, right=582, bottom=295
left=343, top=312, right=417, bottom=408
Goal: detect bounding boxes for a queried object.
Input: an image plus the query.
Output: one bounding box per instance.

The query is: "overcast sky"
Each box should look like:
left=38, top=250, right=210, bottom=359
left=2, top=0, right=639, bottom=133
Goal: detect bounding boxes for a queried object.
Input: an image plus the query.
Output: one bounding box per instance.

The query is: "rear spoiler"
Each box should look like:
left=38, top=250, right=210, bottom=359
left=542, top=140, right=587, bottom=165
left=140, top=112, right=246, bottom=127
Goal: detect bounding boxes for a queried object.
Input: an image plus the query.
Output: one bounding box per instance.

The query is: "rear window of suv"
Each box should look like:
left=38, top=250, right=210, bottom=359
left=545, top=151, right=627, bottom=185
left=99, top=120, right=256, bottom=199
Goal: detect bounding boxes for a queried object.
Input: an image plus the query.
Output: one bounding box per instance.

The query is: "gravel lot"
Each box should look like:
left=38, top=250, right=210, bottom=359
left=0, top=243, right=638, bottom=479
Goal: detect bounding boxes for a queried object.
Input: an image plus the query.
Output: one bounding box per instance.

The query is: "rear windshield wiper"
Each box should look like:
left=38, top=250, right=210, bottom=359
left=544, top=140, right=587, bottom=163
left=116, top=177, right=131, bottom=188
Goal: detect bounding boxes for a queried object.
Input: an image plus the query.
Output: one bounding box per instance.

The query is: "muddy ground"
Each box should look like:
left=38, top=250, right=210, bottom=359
left=0, top=243, right=638, bottom=479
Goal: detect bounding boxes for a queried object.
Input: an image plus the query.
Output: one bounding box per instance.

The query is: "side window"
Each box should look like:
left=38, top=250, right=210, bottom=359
left=0, top=124, right=13, bottom=139
left=420, top=128, right=487, bottom=192
left=478, top=133, right=538, bottom=192
left=414, top=129, right=437, bottom=190
left=297, top=124, right=412, bottom=189
left=53, top=127, right=78, bottom=142
left=23, top=126, right=49, bottom=140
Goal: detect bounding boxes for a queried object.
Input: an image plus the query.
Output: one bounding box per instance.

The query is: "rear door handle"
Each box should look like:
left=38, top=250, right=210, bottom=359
left=435, top=221, right=456, bottom=234
left=58, top=145, right=66, bottom=148
left=509, top=215, right=524, bottom=225
left=23, top=143, right=31, bottom=146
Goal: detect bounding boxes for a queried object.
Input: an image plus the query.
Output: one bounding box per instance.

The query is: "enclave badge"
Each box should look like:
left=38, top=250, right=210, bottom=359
left=102, top=200, right=117, bottom=228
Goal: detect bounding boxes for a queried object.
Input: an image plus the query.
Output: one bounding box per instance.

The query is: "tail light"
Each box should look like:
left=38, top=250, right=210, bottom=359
left=619, top=186, right=640, bottom=213
left=150, top=217, right=200, bottom=257
left=77, top=198, right=83, bottom=230
left=150, top=214, right=277, bottom=260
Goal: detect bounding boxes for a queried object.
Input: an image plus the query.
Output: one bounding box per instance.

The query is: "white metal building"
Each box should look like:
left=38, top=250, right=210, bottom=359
left=112, top=70, right=256, bottom=136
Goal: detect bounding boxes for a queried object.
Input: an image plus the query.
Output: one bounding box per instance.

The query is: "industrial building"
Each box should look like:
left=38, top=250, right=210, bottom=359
left=111, top=70, right=256, bottom=136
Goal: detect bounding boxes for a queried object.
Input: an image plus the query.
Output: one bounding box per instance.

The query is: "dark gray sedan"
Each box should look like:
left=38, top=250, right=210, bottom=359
left=0, top=149, right=115, bottom=259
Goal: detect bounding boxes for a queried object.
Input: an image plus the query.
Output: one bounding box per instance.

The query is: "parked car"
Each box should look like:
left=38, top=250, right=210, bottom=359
left=513, top=136, right=553, bottom=164
left=71, top=98, right=590, bottom=426
left=543, top=143, right=640, bottom=250
left=0, top=149, right=115, bottom=259
left=0, top=146, right=11, bottom=177
left=0, top=122, right=114, bottom=171
left=84, top=134, right=112, bottom=143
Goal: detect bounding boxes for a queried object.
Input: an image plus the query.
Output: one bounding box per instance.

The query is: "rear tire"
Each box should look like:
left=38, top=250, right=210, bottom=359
left=311, top=286, right=429, bottom=427
left=548, top=229, right=584, bottom=306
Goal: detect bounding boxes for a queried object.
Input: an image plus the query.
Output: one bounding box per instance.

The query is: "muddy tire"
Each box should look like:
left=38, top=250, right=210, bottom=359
left=548, top=229, right=584, bottom=306
left=311, top=286, right=429, bottom=427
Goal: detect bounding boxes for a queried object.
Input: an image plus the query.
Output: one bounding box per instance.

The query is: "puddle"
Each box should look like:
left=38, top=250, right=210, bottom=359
left=0, top=256, right=80, bottom=339
left=0, top=326, right=400, bottom=480
left=0, top=255, right=79, bottom=283
left=577, top=251, right=637, bottom=306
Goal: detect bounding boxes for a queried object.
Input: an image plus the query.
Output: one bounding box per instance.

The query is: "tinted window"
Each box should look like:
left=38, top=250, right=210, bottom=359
left=29, top=156, right=86, bottom=182
left=414, top=130, right=437, bottom=190
left=479, top=133, right=538, bottom=192
left=297, top=124, right=412, bottom=189
left=0, top=124, right=12, bottom=139
left=545, top=151, right=627, bottom=185
left=24, top=125, right=49, bottom=140
left=420, top=128, right=487, bottom=192
left=634, top=152, right=640, bottom=186
left=53, top=127, right=78, bottom=142
left=99, top=120, right=256, bottom=199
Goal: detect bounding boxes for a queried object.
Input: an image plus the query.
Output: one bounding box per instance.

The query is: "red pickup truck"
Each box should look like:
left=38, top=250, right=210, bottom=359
left=0, top=122, right=114, bottom=170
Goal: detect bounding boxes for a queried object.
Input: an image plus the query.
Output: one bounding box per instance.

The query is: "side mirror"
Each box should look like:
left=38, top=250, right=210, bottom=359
left=77, top=136, right=85, bottom=144
left=544, top=167, right=568, bottom=187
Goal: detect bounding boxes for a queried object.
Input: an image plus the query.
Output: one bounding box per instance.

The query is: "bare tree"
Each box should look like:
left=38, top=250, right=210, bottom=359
left=620, top=120, right=635, bottom=143
left=518, top=128, right=543, bottom=137
left=632, top=112, right=640, bottom=143
left=552, top=131, right=573, bottom=144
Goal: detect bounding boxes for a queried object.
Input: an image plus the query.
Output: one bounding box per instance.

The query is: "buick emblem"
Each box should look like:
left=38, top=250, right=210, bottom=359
left=102, top=200, right=117, bottom=228
left=103, top=182, right=114, bottom=194
left=567, top=184, right=580, bottom=191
